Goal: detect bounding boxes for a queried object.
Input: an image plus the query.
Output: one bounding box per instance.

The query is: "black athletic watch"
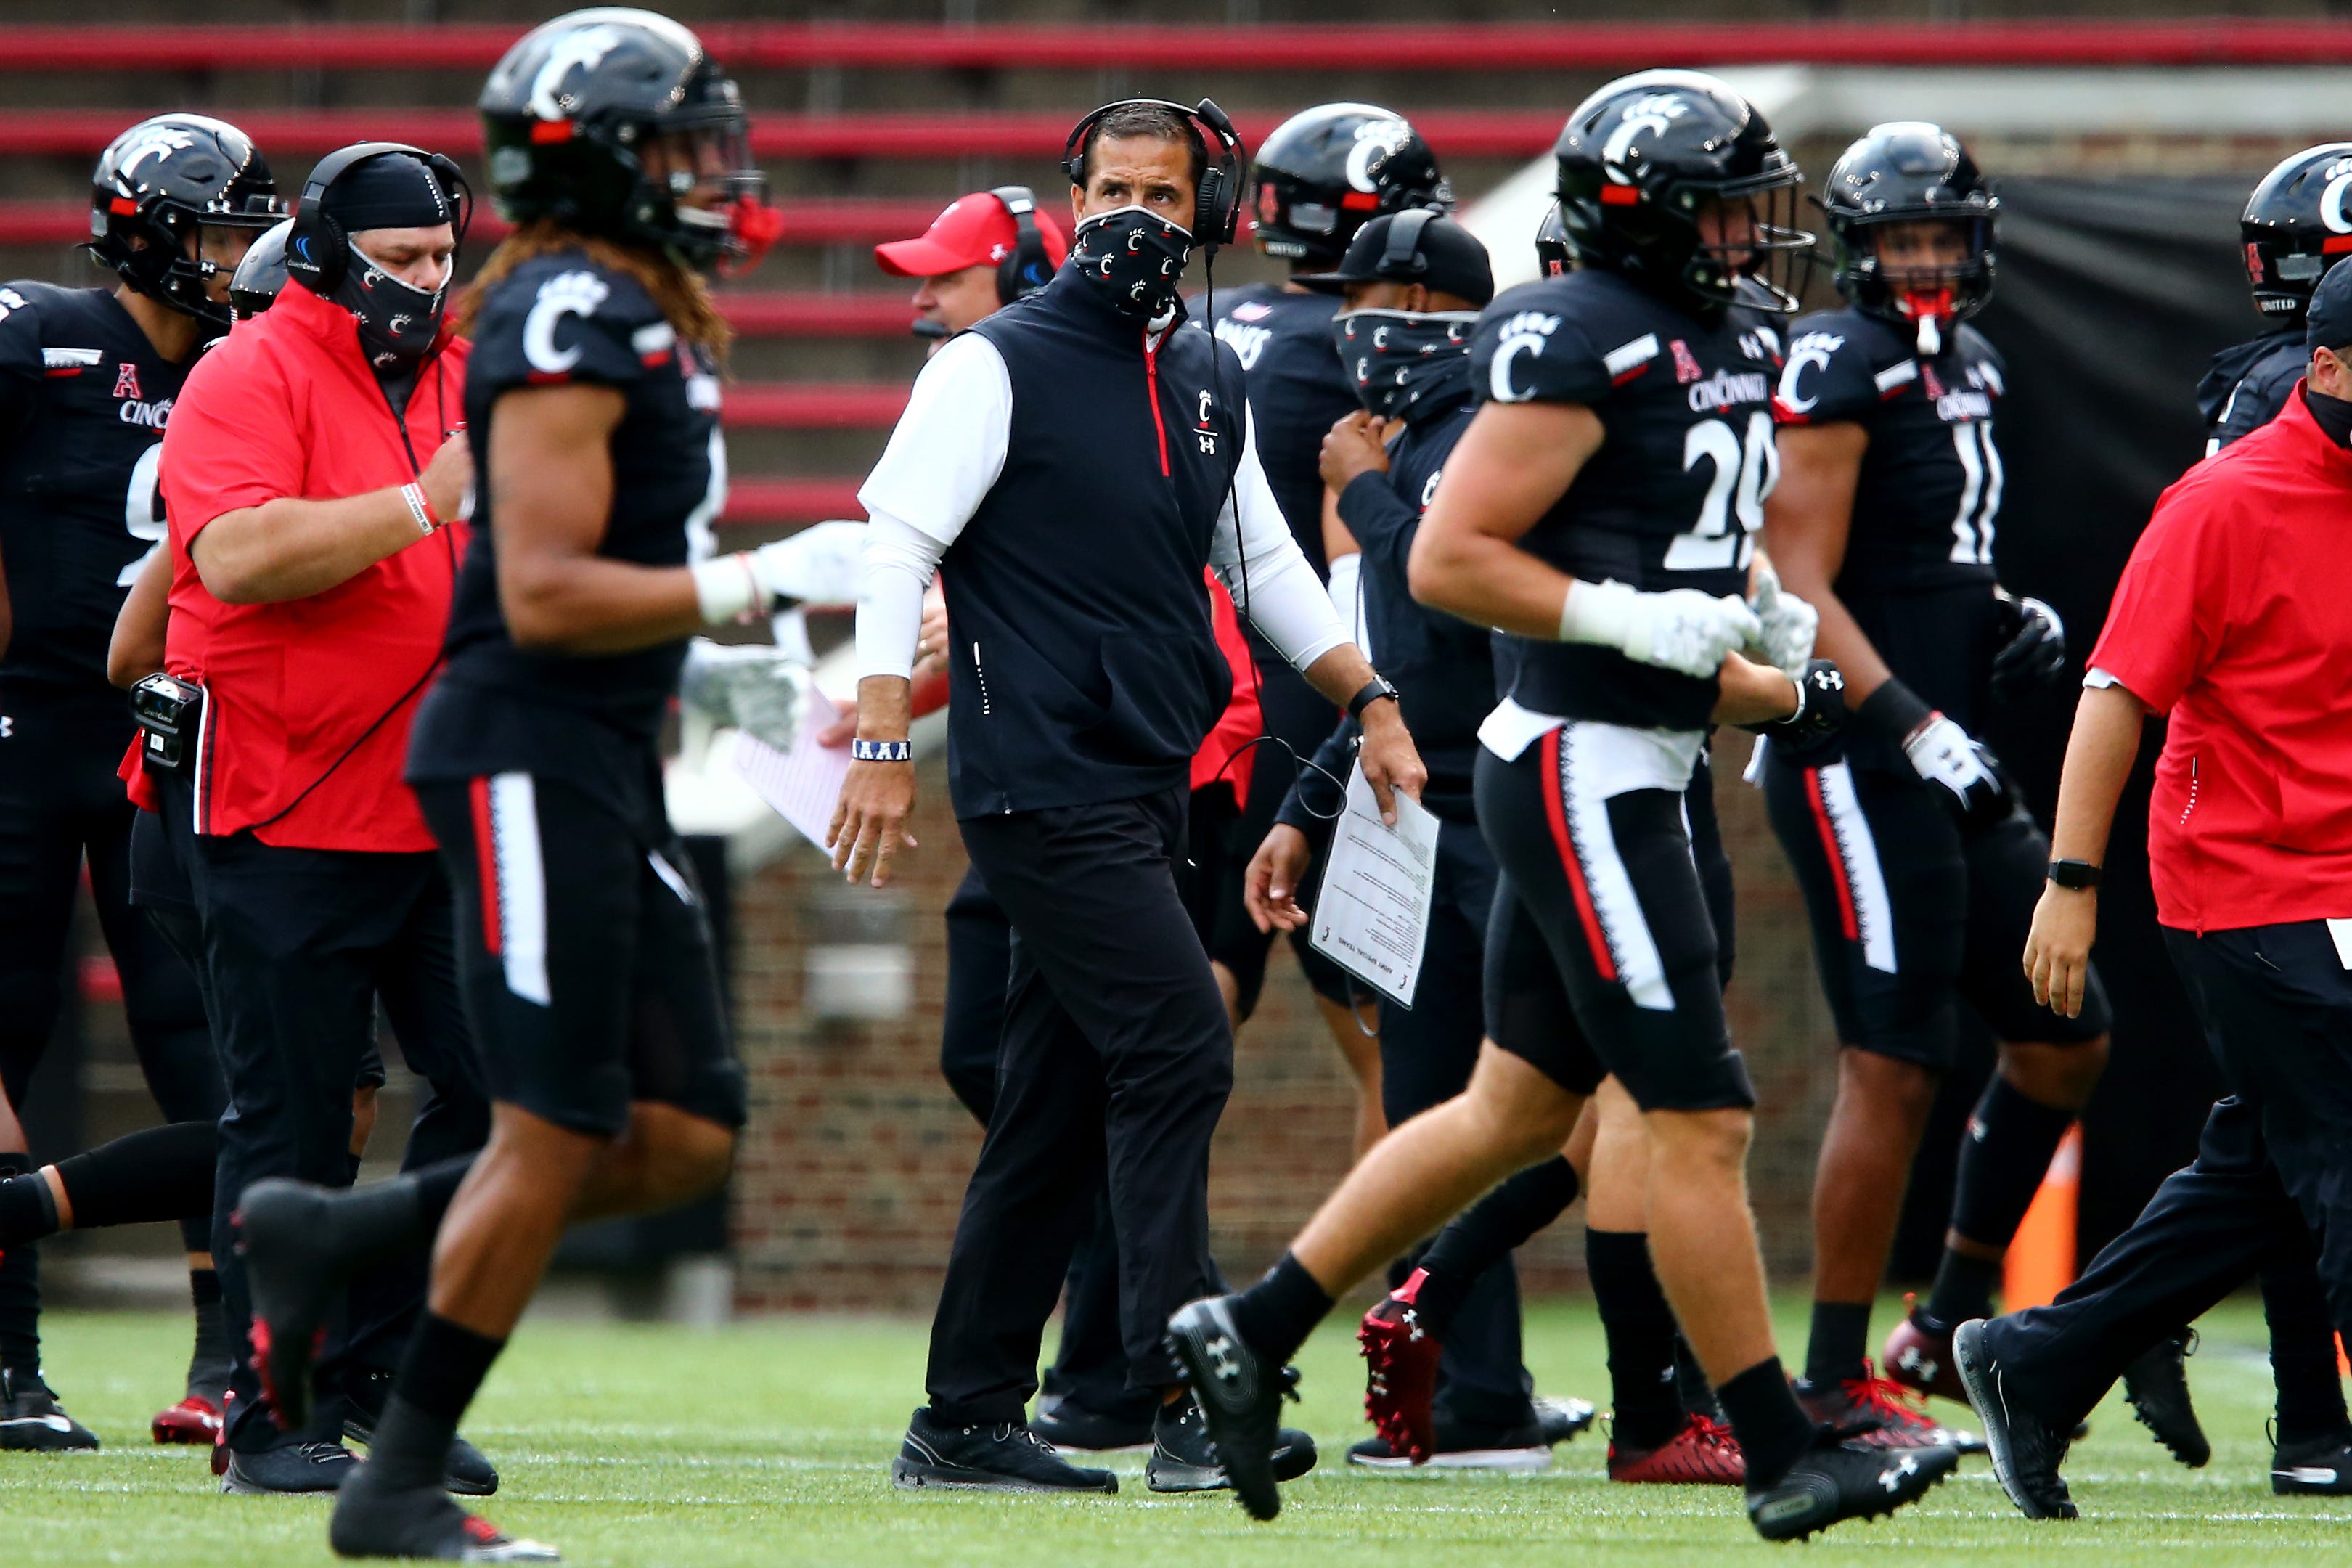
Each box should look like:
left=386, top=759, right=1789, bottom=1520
left=1347, top=676, right=1400, bottom=722
left=2046, top=859, right=2102, bottom=891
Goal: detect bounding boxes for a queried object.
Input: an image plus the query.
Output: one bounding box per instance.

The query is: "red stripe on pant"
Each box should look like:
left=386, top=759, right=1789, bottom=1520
left=1538, top=728, right=1618, bottom=983
left=469, top=775, right=502, bottom=957
left=1803, top=766, right=1859, bottom=942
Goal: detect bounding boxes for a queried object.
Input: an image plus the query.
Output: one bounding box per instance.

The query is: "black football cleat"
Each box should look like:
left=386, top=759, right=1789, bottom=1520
left=1744, top=1428, right=1958, bottom=1542
left=0, top=1370, right=99, bottom=1452
left=2120, top=1330, right=2209, bottom=1469
left=1165, top=1294, right=1288, bottom=1521
left=1146, top=1394, right=1317, bottom=1493
left=331, top=1465, right=558, bottom=1561
left=236, top=1179, right=355, bottom=1433
left=889, top=1406, right=1116, bottom=1494
left=346, top=1369, right=500, bottom=1496
left=2271, top=1425, right=2352, bottom=1495
left=1953, top=1318, right=2078, bottom=1519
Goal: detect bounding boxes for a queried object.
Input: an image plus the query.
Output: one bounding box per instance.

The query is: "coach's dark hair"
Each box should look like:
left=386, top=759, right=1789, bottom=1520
left=1079, top=102, right=1208, bottom=188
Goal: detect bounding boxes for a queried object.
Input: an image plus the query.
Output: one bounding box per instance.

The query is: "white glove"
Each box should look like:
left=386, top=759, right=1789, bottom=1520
left=1901, top=711, right=2005, bottom=819
left=679, top=640, right=813, bottom=753
left=1561, top=579, right=1760, bottom=680
left=746, top=519, right=867, bottom=608
left=1747, top=561, right=1819, bottom=677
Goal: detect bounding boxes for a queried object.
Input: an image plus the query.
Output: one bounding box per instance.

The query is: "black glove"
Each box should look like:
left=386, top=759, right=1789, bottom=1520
left=1991, top=589, right=2067, bottom=700
left=1747, top=658, right=1848, bottom=742
left=1860, top=679, right=2012, bottom=833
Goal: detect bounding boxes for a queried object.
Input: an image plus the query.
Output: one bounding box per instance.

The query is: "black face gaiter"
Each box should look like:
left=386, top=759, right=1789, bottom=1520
left=1068, top=206, right=1193, bottom=319
left=2306, top=383, right=2352, bottom=449
left=332, top=247, right=448, bottom=376
left=1331, top=309, right=1478, bottom=422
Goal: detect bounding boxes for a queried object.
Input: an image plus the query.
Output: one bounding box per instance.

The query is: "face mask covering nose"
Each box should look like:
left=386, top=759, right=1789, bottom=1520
left=1070, top=205, right=1194, bottom=318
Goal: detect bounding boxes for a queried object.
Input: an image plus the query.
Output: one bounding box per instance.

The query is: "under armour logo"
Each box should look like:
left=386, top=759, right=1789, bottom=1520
left=1879, top=1453, right=1919, bottom=1492
left=1206, top=1334, right=1238, bottom=1379
left=1897, top=1345, right=1940, bottom=1385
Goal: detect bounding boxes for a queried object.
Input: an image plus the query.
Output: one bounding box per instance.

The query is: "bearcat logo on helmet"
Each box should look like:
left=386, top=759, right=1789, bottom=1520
left=113, top=126, right=198, bottom=179
left=526, top=23, right=631, bottom=120
left=1601, top=94, right=1690, bottom=184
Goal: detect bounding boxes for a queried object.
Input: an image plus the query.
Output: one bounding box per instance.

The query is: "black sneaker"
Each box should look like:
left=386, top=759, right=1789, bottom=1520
left=1953, top=1318, right=2078, bottom=1520
left=1029, top=1394, right=1153, bottom=1455
left=331, top=1464, right=558, bottom=1561
left=345, top=1369, right=500, bottom=1496
left=1347, top=1410, right=1553, bottom=1472
left=236, top=1179, right=354, bottom=1433
left=1165, top=1294, right=1287, bottom=1520
left=0, top=1370, right=99, bottom=1452
left=1146, top=1395, right=1317, bottom=1492
left=219, top=1439, right=359, bottom=1495
left=2121, top=1330, right=2208, bottom=1469
left=1744, top=1428, right=1959, bottom=1541
left=1535, top=1394, right=1598, bottom=1447
left=2271, top=1424, right=2352, bottom=1495
left=889, top=1406, right=1116, bottom=1494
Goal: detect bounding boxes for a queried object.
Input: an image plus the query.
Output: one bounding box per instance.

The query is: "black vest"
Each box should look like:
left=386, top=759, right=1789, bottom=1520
left=944, top=264, right=1246, bottom=819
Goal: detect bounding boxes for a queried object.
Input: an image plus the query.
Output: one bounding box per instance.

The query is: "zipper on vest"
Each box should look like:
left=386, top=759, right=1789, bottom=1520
left=1143, top=329, right=1170, bottom=478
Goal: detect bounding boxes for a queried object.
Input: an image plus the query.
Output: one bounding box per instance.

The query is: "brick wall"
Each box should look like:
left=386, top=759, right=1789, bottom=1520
left=728, top=729, right=1840, bottom=1315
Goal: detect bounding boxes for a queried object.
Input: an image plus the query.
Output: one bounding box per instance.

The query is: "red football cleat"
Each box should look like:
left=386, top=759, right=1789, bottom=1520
left=1359, top=1268, right=1443, bottom=1464
left=1606, top=1413, right=1746, bottom=1485
left=1798, top=1360, right=1978, bottom=1451
left=1882, top=1298, right=1969, bottom=1404
left=152, top=1395, right=222, bottom=1445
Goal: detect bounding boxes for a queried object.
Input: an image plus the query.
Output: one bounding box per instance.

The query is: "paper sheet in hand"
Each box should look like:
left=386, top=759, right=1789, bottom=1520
left=728, top=687, right=853, bottom=850
left=1310, top=763, right=1439, bottom=1008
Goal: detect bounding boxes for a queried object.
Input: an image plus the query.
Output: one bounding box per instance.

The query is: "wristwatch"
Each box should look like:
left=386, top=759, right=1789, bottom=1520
left=850, top=738, right=913, bottom=764
left=1347, top=676, right=1400, bottom=722
left=2046, top=858, right=2102, bottom=891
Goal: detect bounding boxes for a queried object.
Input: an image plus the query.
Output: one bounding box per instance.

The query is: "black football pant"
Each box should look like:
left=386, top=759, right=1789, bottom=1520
left=0, top=697, right=219, bottom=1379
left=1381, top=817, right=1536, bottom=1432
left=197, top=835, right=489, bottom=1452
left=1983, top=920, right=2352, bottom=1426
left=927, top=787, right=1231, bottom=1424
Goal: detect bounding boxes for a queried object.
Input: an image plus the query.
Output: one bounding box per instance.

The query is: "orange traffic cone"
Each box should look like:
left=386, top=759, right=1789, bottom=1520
left=2003, top=1124, right=2082, bottom=1311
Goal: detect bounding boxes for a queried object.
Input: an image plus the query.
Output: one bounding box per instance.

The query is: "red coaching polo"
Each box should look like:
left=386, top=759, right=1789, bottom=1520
left=159, top=281, right=470, bottom=852
left=2088, top=382, right=2352, bottom=933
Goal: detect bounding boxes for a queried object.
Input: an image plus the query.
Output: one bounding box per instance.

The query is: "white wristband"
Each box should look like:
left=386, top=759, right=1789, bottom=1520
left=690, top=552, right=764, bottom=625
left=399, top=482, right=438, bottom=538
left=1557, top=577, right=1638, bottom=648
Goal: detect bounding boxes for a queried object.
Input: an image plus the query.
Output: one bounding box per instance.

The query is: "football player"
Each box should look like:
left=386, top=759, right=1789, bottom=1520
left=1169, top=73, right=1953, bottom=1542
left=0, top=113, right=279, bottom=1450
left=1758, top=123, right=2104, bottom=1446
left=1207, top=102, right=1449, bottom=1159
left=2202, top=144, right=2352, bottom=454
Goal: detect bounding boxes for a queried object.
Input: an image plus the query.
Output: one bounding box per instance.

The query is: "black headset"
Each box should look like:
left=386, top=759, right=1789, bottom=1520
left=1379, top=208, right=1436, bottom=279
left=284, top=141, right=473, bottom=295
left=1059, top=97, right=1244, bottom=248
left=988, top=185, right=1055, bottom=304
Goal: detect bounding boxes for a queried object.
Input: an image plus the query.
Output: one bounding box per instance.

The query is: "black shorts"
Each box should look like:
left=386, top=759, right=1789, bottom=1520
left=1476, top=723, right=1755, bottom=1114
left=416, top=773, right=746, bottom=1140
left=1761, top=748, right=2112, bottom=1069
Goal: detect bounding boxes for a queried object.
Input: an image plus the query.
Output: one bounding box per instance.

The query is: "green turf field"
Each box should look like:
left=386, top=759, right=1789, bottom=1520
left=2, top=1295, right=2341, bottom=1565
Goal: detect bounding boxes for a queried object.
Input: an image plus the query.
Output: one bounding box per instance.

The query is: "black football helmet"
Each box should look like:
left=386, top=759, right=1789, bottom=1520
left=1535, top=200, right=1572, bottom=278
left=1553, top=70, right=1812, bottom=315
left=2241, top=144, right=2352, bottom=322
left=1249, top=102, right=1450, bottom=266
left=229, top=218, right=293, bottom=322
left=85, top=113, right=282, bottom=331
left=479, top=7, right=781, bottom=273
left=1821, top=121, right=1997, bottom=356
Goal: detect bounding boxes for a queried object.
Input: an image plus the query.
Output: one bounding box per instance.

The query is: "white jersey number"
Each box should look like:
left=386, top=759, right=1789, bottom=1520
left=1947, top=420, right=2002, bottom=565
left=1664, top=410, right=1775, bottom=573
left=116, top=441, right=166, bottom=587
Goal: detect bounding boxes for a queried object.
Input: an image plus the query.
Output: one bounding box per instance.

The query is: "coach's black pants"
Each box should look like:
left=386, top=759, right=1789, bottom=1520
left=926, top=787, right=1232, bottom=1424
left=1383, top=817, right=1536, bottom=1432
left=197, top=835, right=489, bottom=1451
left=1985, top=920, right=2352, bottom=1424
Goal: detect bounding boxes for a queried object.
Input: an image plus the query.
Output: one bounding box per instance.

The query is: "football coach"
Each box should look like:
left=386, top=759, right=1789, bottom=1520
left=830, top=98, right=1423, bottom=1494
left=158, top=144, right=492, bottom=1490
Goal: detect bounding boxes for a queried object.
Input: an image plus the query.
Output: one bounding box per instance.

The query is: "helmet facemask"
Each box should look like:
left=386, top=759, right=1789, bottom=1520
left=1838, top=212, right=1994, bottom=354
left=608, top=70, right=777, bottom=275
left=1680, top=172, right=1816, bottom=315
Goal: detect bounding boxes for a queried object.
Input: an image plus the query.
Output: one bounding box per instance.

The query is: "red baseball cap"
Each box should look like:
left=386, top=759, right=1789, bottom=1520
left=874, top=191, right=1069, bottom=279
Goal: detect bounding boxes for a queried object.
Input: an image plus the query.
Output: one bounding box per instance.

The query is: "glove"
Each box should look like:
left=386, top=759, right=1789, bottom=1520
left=745, top=519, right=867, bottom=609
left=1991, top=588, right=2067, bottom=700
left=1860, top=678, right=2010, bottom=830
left=679, top=640, right=813, bottom=753
left=1748, top=658, right=1848, bottom=745
left=1562, top=579, right=1761, bottom=681
left=1747, top=561, right=1820, bottom=677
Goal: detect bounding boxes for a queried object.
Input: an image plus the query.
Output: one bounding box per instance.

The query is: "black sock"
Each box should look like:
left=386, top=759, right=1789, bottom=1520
left=1415, top=1156, right=1580, bottom=1334
left=1948, top=1076, right=2075, bottom=1257
left=1803, top=1300, right=1872, bottom=1387
left=0, top=1167, right=60, bottom=1248
left=49, top=1120, right=215, bottom=1230
left=330, top=1156, right=475, bottom=1271
left=1674, top=1332, right=1724, bottom=1421
left=1718, top=1357, right=1815, bottom=1490
left=1587, top=1229, right=1684, bottom=1450
left=187, top=1267, right=226, bottom=1403
left=1230, top=1252, right=1334, bottom=1367
left=2260, top=1259, right=2352, bottom=1445
left=372, top=1313, right=505, bottom=1490
left=0, top=1153, right=39, bottom=1379
left=1919, top=1251, right=2004, bottom=1334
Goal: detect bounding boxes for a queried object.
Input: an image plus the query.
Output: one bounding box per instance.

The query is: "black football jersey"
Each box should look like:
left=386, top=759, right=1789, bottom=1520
left=2197, top=327, right=2303, bottom=454
left=408, top=251, right=724, bottom=831
left=1208, top=282, right=1356, bottom=579
left=1468, top=268, right=1786, bottom=730
left=0, top=284, right=189, bottom=706
left=1773, top=306, right=2004, bottom=597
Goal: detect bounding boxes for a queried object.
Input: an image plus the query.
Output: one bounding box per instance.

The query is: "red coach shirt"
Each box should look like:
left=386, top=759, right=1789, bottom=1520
left=160, top=282, right=470, bottom=852
left=2089, top=383, right=2352, bottom=932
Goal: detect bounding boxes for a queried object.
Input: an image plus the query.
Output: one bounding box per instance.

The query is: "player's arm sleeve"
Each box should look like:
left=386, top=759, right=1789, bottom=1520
left=1211, top=406, right=1348, bottom=671
left=1772, top=322, right=1882, bottom=427
left=158, top=351, right=306, bottom=541
left=2083, top=483, right=2231, bottom=713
